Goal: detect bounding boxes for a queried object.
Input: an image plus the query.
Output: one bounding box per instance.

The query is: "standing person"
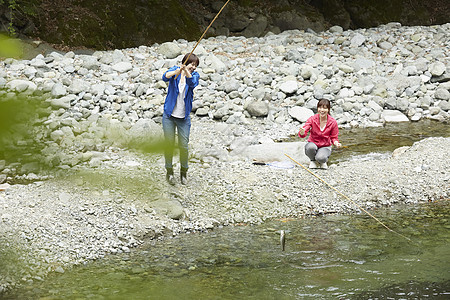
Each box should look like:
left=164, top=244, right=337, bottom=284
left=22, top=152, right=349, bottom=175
left=298, top=99, right=342, bottom=169
left=162, top=53, right=200, bottom=185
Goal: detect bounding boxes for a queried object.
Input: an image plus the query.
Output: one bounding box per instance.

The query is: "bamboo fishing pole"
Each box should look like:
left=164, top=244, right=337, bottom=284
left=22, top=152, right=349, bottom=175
left=285, top=154, right=412, bottom=242
left=175, top=0, right=232, bottom=79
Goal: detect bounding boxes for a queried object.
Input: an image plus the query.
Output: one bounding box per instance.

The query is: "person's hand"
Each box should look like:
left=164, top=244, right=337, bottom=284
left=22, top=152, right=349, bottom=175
left=185, top=63, right=195, bottom=74
left=298, top=127, right=305, bottom=135
left=334, top=141, right=342, bottom=148
left=171, top=65, right=184, bottom=79
left=182, top=63, right=194, bottom=78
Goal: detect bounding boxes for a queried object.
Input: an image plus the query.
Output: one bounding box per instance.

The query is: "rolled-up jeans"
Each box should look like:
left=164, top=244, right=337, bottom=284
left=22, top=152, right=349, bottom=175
left=162, top=113, right=191, bottom=171
left=305, top=142, right=332, bottom=164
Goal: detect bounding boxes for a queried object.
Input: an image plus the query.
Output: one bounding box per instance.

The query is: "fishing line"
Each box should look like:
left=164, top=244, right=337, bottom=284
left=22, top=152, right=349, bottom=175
left=284, top=153, right=412, bottom=242
left=175, top=0, right=232, bottom=79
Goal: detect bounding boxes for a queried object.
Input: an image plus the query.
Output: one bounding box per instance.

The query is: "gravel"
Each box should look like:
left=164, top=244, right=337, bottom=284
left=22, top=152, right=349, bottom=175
left=1, top=21, right=450, bottom=294
left=1, top=118, right=449, bottom=293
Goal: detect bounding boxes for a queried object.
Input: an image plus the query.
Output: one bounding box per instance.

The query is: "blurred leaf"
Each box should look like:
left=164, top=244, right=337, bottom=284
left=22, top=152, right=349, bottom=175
left=0, top=90, right=50, bottom=173
left=0, top=34, right=23, bottom=58
left=128, top=137, right=174, bottom=155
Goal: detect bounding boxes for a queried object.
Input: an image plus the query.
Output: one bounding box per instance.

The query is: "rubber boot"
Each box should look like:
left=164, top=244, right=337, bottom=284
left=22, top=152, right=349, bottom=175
left=180, top=167, right=188, bottom=185
left=166, top=168, right=175, bottom=185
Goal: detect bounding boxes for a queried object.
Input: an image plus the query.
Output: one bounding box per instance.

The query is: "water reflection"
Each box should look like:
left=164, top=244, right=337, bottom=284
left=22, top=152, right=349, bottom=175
left=332, top=119, right=450, bottom=163
left=6, top=201, right=449, bottom=299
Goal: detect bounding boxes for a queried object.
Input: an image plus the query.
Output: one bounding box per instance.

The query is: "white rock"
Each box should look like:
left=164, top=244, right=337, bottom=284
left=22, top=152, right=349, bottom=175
left=429, top=62, right=446, bottom=77
left=232, top=141, right=307, bottom=163
left=279, top=80, right=298, bottom=94
left=0, top=183, right=10, bottom=192
left=367, top=100, right=383, bottom=112
left=288, top=106, right=314, bottom=122
left=6, top=79, right=37, bottom=92
left=51, top=83, right=67, bottom=97
left=50, top=95, right=73, bottom=109
left=382, top=110, right=409, bottom=122
left=204, top=54, right=226, bottom=73
left=258, top=136, right=275, bottom=144
left=157, top=42, right=182, bottom=59
left=125, top=161, right=141, bottom=167
left=350, top=33, right=366, bottom=47
left=338, top=64, right=354, bottom=73
left=329, top=25, right=343, bottom=33
left=434, top=88, right=450, bottom=101
left=378, top=41, right=393, bottom=50
left=112, top=62, right=133, bottom=73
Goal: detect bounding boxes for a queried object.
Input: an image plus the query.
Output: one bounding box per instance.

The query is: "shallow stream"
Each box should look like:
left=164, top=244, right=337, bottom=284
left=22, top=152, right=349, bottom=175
left=6, top=202, right=450, bottom=299
left=331, top=119, right=449, bottom=163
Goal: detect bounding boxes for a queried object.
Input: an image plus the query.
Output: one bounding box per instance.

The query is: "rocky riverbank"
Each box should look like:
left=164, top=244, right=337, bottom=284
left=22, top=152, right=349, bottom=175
left=0, top=22, right=449, bottom=182
left=1, top=130, right=449, bottom=294
left=0, top=23, right=449, bottom=294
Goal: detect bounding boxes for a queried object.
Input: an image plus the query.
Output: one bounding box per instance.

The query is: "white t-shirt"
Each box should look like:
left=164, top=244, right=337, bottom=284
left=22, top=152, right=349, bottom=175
left=171, top=76, right=187, bottom=118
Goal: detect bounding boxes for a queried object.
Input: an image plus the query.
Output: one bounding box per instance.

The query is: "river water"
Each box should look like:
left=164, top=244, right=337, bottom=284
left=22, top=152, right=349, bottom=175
left=325, top=119, right=448, bottom=163
left=7, top=202, right=449, bottom=299
left=4, top=120, right=450, bottom=299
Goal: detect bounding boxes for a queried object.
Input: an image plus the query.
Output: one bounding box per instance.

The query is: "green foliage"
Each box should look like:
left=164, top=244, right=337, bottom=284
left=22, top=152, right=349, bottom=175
left=0, top=237, right=33, bottom=295
left=0, top=0, right=38, bottom=36
left=0, top=33, right=22, bottom=58
left=63, top=167, right=162, bottom=203
left=1, top=0, right=17, bottom=35
left=0, top=90, right=51, bottom=173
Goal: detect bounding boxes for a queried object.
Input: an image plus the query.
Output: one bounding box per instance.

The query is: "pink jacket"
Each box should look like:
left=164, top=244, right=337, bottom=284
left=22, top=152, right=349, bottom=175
left=298, top=114, right=339, bottom=148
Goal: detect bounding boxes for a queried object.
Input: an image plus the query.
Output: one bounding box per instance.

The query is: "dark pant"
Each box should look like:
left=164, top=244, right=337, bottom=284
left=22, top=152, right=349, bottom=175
left=162, top=113, right=191, bottom=171
left=305, top=142, right=332, bottom=164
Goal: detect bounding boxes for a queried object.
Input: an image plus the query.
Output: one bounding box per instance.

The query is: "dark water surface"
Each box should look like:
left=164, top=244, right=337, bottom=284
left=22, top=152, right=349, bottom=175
left=5, top=201, right=449, bottom=299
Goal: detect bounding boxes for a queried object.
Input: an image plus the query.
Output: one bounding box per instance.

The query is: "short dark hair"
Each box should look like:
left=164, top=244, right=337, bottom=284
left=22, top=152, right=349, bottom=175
left=317, top=98, right=331, bottom=111
left=182, top=53, right=200, bottom=67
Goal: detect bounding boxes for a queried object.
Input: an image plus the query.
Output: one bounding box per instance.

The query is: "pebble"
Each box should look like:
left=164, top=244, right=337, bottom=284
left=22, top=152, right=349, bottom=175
left=0, top=23, right=450, bottom=294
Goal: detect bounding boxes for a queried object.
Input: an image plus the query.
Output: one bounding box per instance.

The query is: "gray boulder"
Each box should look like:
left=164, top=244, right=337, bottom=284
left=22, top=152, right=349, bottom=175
left=434, top=88, right=450, bottom=101
left=149, top=199, right=185, bottom=220
left=246, top=101, right=269, bottom=117
left=157, top=42, right=181, bottom=59
left=231, top=141, right=308, bottom=164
